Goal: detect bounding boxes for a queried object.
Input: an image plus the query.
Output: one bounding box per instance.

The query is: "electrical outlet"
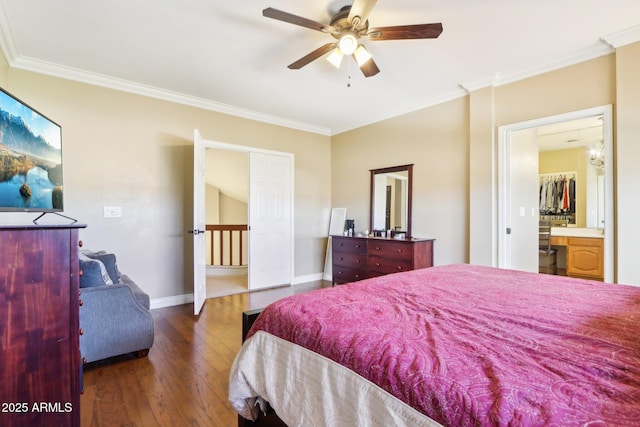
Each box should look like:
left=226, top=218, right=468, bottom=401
left=103, top=206, right=122, bottom=218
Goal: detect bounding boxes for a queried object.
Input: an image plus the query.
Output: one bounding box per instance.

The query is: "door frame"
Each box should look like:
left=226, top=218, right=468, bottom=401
left=497, top=105, right=614, bottom=282
left=193, top=131, right=294, bottom=313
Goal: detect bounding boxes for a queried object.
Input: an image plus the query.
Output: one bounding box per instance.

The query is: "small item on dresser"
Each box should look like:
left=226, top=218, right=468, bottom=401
left=345, top=219, right=355, bottom=235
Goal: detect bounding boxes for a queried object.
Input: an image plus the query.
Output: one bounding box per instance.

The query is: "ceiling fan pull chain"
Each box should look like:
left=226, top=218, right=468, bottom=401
left=347, top=60, right=352, bottom=88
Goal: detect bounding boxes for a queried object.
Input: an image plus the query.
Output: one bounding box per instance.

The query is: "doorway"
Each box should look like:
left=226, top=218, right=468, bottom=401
left=192, top=130, right=294, bottom=314
left=205, top=148, right=249, bottom=299
left=498, top=105, right=614, bottom=282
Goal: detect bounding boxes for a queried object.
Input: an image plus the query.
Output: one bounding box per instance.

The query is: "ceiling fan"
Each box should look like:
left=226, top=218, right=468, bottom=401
left=262, top=0, right=443, bottom=78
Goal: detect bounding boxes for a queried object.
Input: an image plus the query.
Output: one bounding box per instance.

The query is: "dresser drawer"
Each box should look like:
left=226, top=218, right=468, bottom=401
left=368, top=240, right=414, bottom=260
left=333, top=237, right=367, bottom=254
left=567, top=237, right=603, bottom=247
left=333, top=251, right=367, bottom=269
left=330, top=236, right=435, bottom=285
left=333, top=267, right=368, bottom=284
left=368, top=255, right=412, bottom=274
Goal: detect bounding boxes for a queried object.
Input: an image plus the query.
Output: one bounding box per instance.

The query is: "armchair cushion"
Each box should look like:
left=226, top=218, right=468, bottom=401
left=81, top=249, right=121, bottom=283
left=79, top=253, right=113, bottom=288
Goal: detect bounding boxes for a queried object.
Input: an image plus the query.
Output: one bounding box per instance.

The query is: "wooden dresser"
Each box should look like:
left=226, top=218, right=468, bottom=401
left=0, top=224, right=85, bottom=427
left=332, top=235, right=434, bottom=285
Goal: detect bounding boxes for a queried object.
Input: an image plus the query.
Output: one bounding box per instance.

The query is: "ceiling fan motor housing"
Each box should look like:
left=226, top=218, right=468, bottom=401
left=330, top=5, right=369, bottom=39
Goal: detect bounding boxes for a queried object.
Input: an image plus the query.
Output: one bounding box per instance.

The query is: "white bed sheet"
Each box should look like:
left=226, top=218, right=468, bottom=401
left=229, top=331, right=442, bottom=427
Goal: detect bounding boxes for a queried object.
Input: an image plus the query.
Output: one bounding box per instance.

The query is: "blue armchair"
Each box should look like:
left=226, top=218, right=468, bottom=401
left=79, top=250, right=154, bottom=363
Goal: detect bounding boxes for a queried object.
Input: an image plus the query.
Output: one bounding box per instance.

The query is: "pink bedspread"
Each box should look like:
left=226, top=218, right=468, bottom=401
left=247, top=264, right=640, bottom=426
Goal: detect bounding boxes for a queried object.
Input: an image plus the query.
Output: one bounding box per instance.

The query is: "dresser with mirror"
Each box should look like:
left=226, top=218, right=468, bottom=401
left=332, top=164, right=435, bottom=285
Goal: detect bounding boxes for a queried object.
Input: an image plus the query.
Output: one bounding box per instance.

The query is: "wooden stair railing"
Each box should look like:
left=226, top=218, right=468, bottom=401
left=206, top=224, right=248, bottom=266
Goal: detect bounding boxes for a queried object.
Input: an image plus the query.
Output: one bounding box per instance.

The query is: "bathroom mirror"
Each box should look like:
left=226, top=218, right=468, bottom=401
left=370, top=164, right=413, bottom=237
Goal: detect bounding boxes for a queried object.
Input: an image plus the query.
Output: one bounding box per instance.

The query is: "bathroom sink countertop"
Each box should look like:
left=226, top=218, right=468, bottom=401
left=551, top=227, right=604, bottom=238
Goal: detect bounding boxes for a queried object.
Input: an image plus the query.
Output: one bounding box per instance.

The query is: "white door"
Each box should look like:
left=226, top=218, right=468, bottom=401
left=504, top=128, right=539, bottom=272
left=192, top=130, right=207, bottom=315
left=248, top=152, right=293, bottom=290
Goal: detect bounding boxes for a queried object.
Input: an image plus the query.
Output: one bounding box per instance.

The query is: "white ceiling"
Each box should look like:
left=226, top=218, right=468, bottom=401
left=0, top=0, right=639, bottom=136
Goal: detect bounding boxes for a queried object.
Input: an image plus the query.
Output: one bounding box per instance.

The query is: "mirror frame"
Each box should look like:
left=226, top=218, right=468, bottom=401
left=370, top=164, right=413, bottom=238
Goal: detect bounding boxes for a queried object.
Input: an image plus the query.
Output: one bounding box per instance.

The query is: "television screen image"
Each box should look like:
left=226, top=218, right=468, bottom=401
left=0, top=87, right=62, bottom=212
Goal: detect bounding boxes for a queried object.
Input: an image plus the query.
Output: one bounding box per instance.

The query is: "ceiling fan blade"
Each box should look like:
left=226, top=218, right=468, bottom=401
left=263, top=8, right=334, bottom=33
left=348, top=0, right=378, bottom=29
left=358, top=56, right=380, bottom=78
left=368, top=23, right=443, bottom=41
left=288, top=43, right=337, bottom=70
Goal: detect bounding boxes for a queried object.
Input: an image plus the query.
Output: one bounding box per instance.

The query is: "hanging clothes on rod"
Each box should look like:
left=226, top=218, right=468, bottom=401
left=539, top=172, right=576, bottom=222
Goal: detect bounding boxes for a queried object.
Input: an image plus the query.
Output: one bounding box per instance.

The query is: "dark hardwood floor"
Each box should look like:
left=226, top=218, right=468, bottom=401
left=80, top=280, right=330, bottom=427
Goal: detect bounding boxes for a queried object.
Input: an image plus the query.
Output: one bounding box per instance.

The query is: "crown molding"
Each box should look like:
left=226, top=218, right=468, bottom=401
left=6, top=55, right=332, bottom=136
left=459, top=42, right=614, bottom=94
left=494, top=43, right=614, bottom=87
left=600, top=24, right=640, bottom=49
left=459, top=74, right=502, bottom=93
left=339, top=39, right=613, bottom=133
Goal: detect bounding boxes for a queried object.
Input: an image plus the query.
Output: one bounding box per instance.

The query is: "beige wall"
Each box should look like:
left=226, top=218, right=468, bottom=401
left=204, top=185, right=220, bottom=264
left=205, top=185, right=221, bottom=225
left=333, top=46, right=640, bottom=286
left=0, top=68, right=332, bottom=301
left=219, top=193, right=247, bottom=224
left=468, top=86, right=496, bottom=266
left=494, top=56, right=616, bottom=127
left=332, top=97, right=470, bottom=265
left=615, top=41, right=640, bottom=285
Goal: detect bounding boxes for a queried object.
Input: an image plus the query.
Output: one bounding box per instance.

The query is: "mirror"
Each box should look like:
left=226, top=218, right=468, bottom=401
left=537, top=116, right=604, bottom=229
left=370, top=164, right=413, bottom=238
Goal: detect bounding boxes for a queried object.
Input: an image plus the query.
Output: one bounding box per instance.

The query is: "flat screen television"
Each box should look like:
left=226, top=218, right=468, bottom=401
left=0, top=86, right=63, bottom=213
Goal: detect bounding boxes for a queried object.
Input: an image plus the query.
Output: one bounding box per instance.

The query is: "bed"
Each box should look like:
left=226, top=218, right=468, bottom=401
left=229, top=264, right=640, bottom=426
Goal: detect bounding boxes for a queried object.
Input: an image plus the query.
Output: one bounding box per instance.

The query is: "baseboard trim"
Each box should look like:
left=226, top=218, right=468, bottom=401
left=292, top=272, right=324, bottom=285
left=150, top=293, right=194, bottom=310
left=150, top=272, right=326, bottom=309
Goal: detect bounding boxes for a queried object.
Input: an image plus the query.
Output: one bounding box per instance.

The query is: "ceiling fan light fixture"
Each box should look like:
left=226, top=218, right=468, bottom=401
left=353, top=44, right=372, bottom=66
left=326, top=48, right=344, bottom=68
left=338, top=34, right=358, bottom=55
